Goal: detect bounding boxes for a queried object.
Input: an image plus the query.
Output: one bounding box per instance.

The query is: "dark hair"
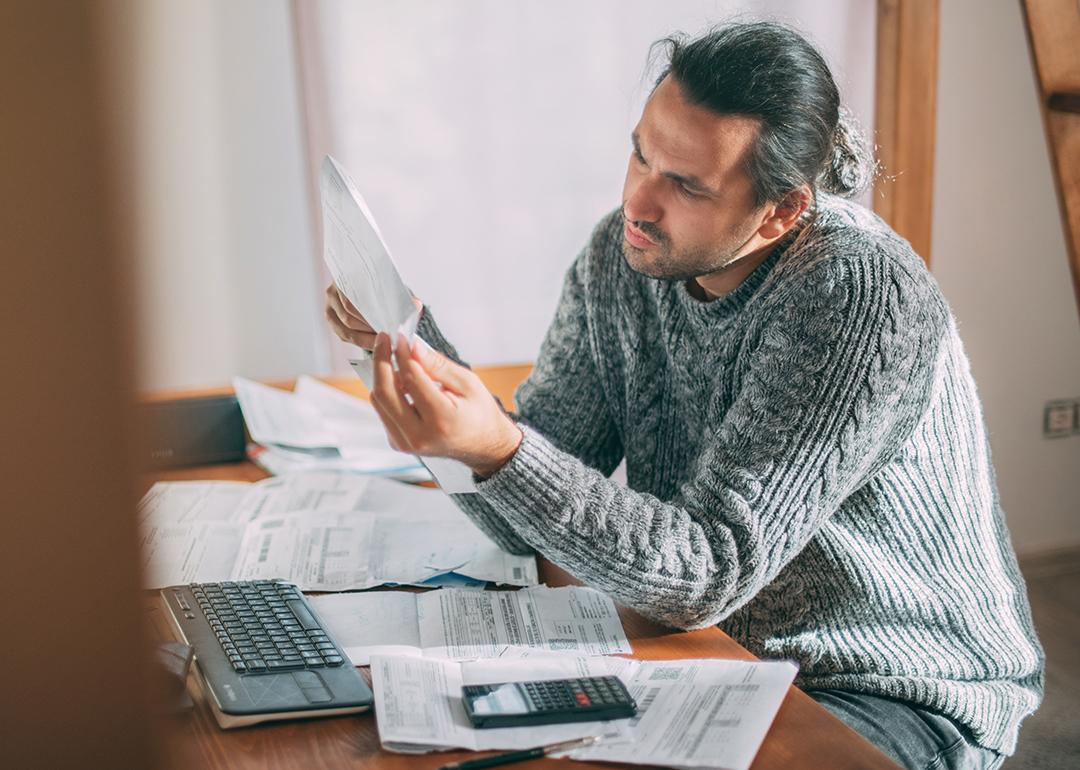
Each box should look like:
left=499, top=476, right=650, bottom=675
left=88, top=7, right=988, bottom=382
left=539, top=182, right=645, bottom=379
left=652, top=22, right=876, bottom=206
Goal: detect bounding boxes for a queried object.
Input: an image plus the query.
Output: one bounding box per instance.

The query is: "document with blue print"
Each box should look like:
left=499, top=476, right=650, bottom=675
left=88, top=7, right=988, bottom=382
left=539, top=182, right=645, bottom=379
left=320, top=155, right=476, bottom=493
left=137, top=472, right=536, bottom=590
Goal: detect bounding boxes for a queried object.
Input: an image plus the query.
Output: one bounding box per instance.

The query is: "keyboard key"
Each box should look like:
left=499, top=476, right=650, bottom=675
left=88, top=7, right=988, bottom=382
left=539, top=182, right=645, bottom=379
left=287, top=599, right=321, bottom=630
left=267, top=660, right=304, bottom=671
left=301, top=686, right=333, bottom=703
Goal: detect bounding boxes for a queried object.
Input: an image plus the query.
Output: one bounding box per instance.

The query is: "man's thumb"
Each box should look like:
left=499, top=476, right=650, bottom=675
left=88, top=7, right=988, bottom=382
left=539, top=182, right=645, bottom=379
left=412, top=337, right=471, bottom=393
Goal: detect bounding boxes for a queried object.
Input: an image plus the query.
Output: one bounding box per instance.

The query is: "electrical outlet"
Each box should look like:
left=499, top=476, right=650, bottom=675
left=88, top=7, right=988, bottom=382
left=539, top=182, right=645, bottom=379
left=1044, top=399, right=1078, bottom=438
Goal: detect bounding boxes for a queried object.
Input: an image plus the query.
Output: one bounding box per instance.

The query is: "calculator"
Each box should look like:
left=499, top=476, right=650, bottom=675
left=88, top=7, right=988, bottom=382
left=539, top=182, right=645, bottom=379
left=461, top=675, right=637, bottom=728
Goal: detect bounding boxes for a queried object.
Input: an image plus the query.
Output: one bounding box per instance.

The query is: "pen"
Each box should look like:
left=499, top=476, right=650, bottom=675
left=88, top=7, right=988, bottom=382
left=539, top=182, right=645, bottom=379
left=437, top=735, right=603, bottom=770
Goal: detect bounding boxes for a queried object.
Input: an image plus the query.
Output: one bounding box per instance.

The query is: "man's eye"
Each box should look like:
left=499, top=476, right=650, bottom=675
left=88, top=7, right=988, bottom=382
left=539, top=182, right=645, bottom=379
left=633, top=149, right=647, bottom=166
left=679, top=184, right=702, bottom=199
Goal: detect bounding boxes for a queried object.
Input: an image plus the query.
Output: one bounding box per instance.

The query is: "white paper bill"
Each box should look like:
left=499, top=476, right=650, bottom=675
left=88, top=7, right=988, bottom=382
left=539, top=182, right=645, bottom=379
left=570, top=658, right=798, bottom=770
left=231, top=510, right=377, bottom=590
left=137, top=481, right=256, bottom=587
left=309, top=591, right=424, bottom=662
left=225, top=510, right=533, bottom=592
left=234, top=375, right=427, bottom=478
left=234, top=471, right=375, bottom=518
left=232, top=376, right=338, bottom=450
left=319, top=155, right=476, bottom=494
left=247, top=442, right=430, bottom=483
left=138, top=474, right=536, bottom=590
left=370, top=653, right=632, bottom=753
left=370, top=653, right=796, bottom=768
left=321, top=155, right=419, bottom=341
left=137, top=481, right=252, bottom=526
left=309, top=585, right=631, bottom=665
left=293, top=376, right=421, bottom=470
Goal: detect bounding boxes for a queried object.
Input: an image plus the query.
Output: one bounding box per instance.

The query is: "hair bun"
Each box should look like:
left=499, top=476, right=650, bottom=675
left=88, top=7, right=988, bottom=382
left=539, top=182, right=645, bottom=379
left=819, top=108, right=877, bottom=198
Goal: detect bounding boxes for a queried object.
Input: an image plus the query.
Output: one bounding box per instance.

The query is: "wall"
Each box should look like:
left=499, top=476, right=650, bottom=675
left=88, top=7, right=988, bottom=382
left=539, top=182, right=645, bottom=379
left=931, top=0, right=1080, bottom=554
left=126, top=0, right=326, bottom=391
left=310, top=0, right=876, bottom=367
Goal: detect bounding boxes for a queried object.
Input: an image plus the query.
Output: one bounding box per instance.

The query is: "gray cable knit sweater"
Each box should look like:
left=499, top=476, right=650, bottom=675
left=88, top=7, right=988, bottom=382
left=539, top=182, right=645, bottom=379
left=416, top=195, right=1043, bottom=754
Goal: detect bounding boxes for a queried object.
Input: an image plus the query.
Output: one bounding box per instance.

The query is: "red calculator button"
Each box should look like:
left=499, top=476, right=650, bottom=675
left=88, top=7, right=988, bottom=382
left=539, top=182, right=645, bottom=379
left=576, top=693, right=591, bottom=705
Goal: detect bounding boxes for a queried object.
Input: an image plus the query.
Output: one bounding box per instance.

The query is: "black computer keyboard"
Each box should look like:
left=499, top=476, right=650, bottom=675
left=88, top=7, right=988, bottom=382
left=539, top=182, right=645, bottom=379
left=193, top=581, right=344, bottom=672
left=163, top=580, right=373, bottom=728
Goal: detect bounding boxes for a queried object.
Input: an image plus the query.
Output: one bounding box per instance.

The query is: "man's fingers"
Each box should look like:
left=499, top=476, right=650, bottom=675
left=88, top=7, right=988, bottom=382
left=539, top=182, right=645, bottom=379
left=397, top=336, right=454, bottom=422
left=326, top=285, right=373, bottom=333
left=411, top=337, right=474, bottom=395
left=371, top=333, right=420, bottom=432
left=325, top=306, right=377, bottom=349
left=368, top=389, right=413, bottom=452
left=325, top=305, right=355, bottom=342
left=339, top=289, right=364, bottom=318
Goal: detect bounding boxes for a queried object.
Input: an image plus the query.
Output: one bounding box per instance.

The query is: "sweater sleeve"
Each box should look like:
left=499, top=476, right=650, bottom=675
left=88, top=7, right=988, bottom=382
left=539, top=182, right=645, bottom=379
left=415, top=305, right=468, bottom=368
left=470, top=251, right=948, bottom=629
left=411, top=306, right=533, bottom=553
left=414, top=248, right=625, bottom=556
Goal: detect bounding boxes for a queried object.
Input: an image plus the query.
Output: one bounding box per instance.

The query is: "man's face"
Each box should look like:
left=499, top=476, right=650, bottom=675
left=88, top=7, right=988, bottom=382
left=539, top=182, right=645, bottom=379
left=621, top=75, right=765, bottom=281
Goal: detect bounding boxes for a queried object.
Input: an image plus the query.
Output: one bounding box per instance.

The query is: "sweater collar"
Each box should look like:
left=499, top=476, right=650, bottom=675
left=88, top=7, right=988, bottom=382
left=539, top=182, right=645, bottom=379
left=670, top=241, right=784, bottom=322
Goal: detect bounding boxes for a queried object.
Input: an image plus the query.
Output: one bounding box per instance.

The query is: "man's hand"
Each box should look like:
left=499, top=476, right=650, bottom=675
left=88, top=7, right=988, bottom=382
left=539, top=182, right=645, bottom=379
left=324, top=283, right=423, bottom=351
left=369, top=332, right=523, bottom=478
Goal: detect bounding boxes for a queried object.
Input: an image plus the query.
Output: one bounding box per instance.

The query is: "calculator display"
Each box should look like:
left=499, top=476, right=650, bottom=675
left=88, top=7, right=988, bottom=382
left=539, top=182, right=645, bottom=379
left=467, top=683, right=531, bottom=716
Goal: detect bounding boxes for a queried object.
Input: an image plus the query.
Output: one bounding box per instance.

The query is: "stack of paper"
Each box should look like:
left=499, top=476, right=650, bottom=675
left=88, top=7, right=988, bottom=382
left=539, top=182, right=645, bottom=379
left=137, top=472, right=537, bottom=590
left=370, top=653, right=797, bottom=769
left=233, top=375, right=429, bottom=482
left=308, top=585, right=633, bottom=665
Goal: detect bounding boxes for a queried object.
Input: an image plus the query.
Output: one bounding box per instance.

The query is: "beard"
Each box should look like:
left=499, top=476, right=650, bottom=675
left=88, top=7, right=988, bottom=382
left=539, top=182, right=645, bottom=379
left=619, top=210, right=759, bottom=282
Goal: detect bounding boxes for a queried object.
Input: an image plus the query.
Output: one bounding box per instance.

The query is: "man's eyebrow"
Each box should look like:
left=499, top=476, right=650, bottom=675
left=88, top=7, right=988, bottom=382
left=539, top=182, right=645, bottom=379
left=631, top=131, right=716, bottom=195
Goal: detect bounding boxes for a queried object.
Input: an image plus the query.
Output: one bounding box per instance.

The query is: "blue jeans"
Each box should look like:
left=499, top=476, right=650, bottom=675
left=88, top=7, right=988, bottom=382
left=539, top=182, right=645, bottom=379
left=807, top=689, right=1005, bottom=770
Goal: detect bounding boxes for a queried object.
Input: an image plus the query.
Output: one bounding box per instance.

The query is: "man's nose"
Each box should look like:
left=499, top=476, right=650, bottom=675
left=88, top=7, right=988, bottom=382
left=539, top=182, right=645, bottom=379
left=623, top=175, right=662, bottom=224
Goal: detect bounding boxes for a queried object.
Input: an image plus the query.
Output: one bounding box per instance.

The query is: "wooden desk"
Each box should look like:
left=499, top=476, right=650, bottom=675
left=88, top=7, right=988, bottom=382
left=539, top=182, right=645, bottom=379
left=147, top=374, right=899, bottom=770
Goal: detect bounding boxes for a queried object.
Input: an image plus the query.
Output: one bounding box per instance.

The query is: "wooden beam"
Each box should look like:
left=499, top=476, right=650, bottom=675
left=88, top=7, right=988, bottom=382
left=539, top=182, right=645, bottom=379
left=1021, top=0, right=1080, bottom=324
left=873, top=0, right=940, bottom=265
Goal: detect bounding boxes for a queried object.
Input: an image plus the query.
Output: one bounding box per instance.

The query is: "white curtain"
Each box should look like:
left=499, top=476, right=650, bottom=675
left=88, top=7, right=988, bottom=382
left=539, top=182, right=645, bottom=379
left=295, top=0, right=876, bottom=369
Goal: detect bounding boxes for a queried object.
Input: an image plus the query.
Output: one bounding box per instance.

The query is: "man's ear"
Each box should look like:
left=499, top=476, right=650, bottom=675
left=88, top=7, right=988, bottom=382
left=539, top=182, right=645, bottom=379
left=758, top=185, right=812, bottom=240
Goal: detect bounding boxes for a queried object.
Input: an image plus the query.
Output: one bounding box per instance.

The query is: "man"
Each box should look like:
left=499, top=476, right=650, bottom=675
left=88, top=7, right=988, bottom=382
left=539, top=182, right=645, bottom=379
left=326, top=22, right=1041, bottom=770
